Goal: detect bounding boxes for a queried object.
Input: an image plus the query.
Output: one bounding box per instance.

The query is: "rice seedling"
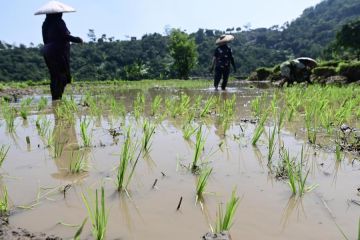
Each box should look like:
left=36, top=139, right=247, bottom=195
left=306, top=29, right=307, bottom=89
left=37, top=96, right=48, bottom=111
left=133, top=92, right=145, bottom=120
left=0, top=186, right=9, bottom=215
left=36, top=115, right=52, bottom=138
left=109, top=98, right=126, bottom=118
left=277, top=108, right=286, bottom=134
left=196, top=168, right=212, bottom=203
left=151, top=95, right=162, bottom=116
left=80, top=118, right=92, bottom=147
left=182, top=123, right=197, bottom=140
left=281, top=147, right=318, bottom=196
left=73, top=218, right=88, bottom=240
left=0, top=145, right=10, bottom=167
left=2, top=103, right=16, bottom=132
left=335, top=144, right=343, bottom=162
left=200, top=97, right=215, bottom=117
left=251, top=111, right=268, bottom=146
left=191, top=125, right=206, bottom=172
left=82, top=187, right=108, bottom=240
left=19, top=97, right=33, bottom=120
left=267, top=126, right=277, bottom=164
left=69, top=151, right=88, bottom=174
left=52, top=138, right=66, bottom=158
left=251, top=96, right=261, bottom=118
left=214, top=189, right=240, bottom=233
left=142, top=119, right=156, bottom=153
left=116, top=128, right=139, bottom=192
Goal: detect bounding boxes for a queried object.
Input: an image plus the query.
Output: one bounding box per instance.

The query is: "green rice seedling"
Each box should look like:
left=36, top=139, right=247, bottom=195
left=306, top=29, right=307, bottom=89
left=116, top=128, right=139, bottom=192
left=133, top=92, right=145, bottom=120
left=2, top=103, right=16, bottom=132
left=267, top=126, right=276, bottom=164
left=200, top=97, right=215, bottom=117
left=36, top=116, right=52, bottom=138
left=69, top=151, right=88, bottom=174
left=179, top=94, right=191, bottom=115
left=0, top=186, right=9, bottom=215
left=196, top=168, right=212, bottom=203
left=214, top=189, right=240, bottom=233
left=73, top=218, right=88, bottom=240
left=182, top=123, right=197, bottom=140
left=37, top=96, right=48, bottom=112
left=277, top=108, right=286, bottom=134
left=52, top=138, right=65, bottom=158
left=142, top=119, right=156, bottom=153
left=109, top=98, right=125, bottom=119
left=0, top=145, right=10, bottom=167
left=151, top=95, right=162, bottom=116
left=251, top=112, right=268, bottom=146
left=82, top=187, right=108, bottom=240
left=19, top=98, right=33, bottom=120
left=335, top=144, right=342, bottom=162
left=191, top=125, right=206, bottom=172
left=251, top=96, right=261, bottom=117
left=282, top=149, right=297, bottom=195
left=80, top=118, right=92, bottom=147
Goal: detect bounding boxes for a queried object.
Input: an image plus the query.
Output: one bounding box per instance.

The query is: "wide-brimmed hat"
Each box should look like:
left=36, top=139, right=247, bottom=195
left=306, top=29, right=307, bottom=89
left=215, top=34, right=234, bottom=45
left=34, top=1, right=76, bottom=15
left=296, top=57, right=318, bottom=68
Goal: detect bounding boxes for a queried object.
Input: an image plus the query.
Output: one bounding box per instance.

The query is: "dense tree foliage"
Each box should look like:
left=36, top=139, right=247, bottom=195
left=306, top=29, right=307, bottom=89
left=169, top=29, right=197, bottom=79
left=1, top=0, right=360, bottom=81
left=334, top=18, right=360, bottom=59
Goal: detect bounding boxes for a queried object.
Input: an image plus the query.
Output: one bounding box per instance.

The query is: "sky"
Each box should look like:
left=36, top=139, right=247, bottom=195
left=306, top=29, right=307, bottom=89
left=0, top=0, right=323, bottom=45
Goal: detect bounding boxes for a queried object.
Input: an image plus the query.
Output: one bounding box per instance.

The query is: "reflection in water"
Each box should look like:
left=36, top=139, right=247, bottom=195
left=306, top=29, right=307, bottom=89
left=50, top=102, right=90, bottom=181
left=280, top=196, right=306, bottom=230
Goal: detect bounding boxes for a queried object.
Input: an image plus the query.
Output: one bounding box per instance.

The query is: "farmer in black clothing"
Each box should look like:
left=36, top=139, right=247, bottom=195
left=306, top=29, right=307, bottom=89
left=210, top=35, right=236, bottom=90
left=35, top=1, right=83, bottom=100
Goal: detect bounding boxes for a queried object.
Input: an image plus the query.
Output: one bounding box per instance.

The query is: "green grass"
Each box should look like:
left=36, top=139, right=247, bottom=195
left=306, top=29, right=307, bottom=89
left=196, top=168, right=212, bottom=203
left=82, top=187, right=108, bottom=240
left=214, top=189, right=240, bottom=233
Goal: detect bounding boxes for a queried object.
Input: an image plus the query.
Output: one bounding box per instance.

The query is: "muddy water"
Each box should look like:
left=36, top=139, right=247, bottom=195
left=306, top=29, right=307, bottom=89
left=0, top=82, right=359, bottom=240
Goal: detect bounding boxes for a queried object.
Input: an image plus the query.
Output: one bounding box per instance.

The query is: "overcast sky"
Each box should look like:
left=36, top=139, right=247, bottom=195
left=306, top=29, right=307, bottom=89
left=0, top=0, right=323, bottom=45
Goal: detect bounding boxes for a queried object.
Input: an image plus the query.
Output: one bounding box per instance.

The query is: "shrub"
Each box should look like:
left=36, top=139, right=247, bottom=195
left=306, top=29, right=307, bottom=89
left=312, top=66, right=337, bottom=78
left=318, top=60, right=341, bottom=68
left=337, top=61, right=360, bottom=82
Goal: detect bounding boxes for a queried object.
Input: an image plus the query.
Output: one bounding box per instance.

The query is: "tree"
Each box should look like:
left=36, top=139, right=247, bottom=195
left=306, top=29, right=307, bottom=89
left=335, top=18, right=360, bottom=59
left=168, top=29, right=197, bottom=79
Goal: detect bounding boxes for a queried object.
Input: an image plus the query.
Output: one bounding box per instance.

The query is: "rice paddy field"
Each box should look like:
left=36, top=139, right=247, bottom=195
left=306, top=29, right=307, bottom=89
left=0, top=80, right=359, bottom=240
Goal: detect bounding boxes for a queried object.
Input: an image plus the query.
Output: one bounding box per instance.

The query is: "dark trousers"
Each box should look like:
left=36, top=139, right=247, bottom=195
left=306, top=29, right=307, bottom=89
left=214, top=66, right=230, bottom=90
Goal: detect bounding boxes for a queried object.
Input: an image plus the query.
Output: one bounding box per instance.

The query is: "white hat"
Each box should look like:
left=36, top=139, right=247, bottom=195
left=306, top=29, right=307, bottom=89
left=215, top=35, right=234, bottom=45
left=34, top=1, right=76, bottom=15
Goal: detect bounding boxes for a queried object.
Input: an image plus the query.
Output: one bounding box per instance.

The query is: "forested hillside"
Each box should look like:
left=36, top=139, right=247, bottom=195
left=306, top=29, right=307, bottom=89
left=0, top=0, right=360, bottom=81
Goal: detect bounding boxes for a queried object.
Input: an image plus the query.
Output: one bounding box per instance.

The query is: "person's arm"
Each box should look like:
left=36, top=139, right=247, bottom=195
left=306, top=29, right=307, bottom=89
left=59, top=20, right=83, bottom=44
left=209, top=57, right=215, bottom=73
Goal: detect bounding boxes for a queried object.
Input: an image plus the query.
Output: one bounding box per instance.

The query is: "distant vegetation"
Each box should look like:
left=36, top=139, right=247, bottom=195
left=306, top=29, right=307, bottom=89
left=0, top=0, right=360, bottom=82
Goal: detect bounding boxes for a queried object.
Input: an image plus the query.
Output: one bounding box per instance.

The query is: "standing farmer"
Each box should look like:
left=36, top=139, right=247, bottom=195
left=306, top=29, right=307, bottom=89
left=35, top=1, right=83, bottom=100
left=210, top=35, right=236, bottom=91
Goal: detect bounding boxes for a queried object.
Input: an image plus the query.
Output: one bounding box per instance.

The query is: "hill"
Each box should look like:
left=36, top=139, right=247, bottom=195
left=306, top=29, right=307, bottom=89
left=0, top=0, right=360, bottom=81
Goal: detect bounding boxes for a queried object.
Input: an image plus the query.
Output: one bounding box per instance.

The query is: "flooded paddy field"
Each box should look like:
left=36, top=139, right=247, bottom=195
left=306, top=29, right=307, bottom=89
left=0, top=80, right=359, bottom=239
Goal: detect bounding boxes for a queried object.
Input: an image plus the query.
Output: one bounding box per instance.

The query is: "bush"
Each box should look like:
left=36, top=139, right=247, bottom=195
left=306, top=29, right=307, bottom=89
left=312, top=66, right=337, bottom=78
left=337, top=61, right=360, bottom=82
left=318, top=60, right=341, bottom=68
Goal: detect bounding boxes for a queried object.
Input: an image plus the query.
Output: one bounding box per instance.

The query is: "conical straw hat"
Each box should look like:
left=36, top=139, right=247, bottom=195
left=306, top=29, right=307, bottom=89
left=34, top=1, right=76, bottom=15
left=215, top=34, right=234, bottom=45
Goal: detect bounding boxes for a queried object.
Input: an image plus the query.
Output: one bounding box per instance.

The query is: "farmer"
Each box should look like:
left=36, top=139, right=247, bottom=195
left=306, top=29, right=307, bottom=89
left=209, top=35, right=236, bottom=91
left=35, top=1, right=83, bottom=100
left=280, top=57, right=317, bottom=86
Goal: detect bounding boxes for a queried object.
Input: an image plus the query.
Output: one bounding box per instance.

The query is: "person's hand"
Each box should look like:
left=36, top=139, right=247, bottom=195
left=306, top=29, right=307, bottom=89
left=77, top=37, right=83, bottom=44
